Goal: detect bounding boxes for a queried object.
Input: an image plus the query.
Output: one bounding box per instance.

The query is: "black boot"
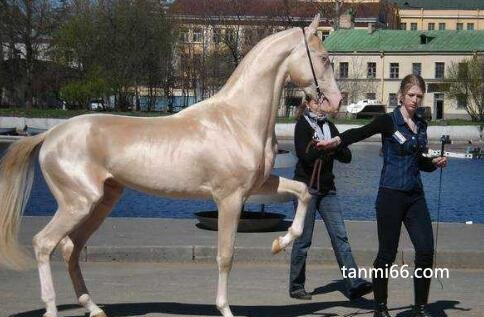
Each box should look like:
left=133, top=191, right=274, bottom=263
left=373, top=303, right=392, bottom=317
left=412, top=304, right=433, bottom=317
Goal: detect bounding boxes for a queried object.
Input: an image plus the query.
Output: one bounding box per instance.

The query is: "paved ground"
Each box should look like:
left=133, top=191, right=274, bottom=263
left=1, top=216, right=482, bottom=317
left=1, top=262, right=483, bottom=317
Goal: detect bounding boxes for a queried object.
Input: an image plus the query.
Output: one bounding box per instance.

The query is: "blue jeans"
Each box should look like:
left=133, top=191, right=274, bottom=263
left=290, top=192, right=366, bottom=293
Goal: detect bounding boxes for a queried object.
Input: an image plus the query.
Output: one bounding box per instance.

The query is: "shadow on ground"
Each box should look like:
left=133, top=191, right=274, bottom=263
left=9, top=299, right=470, bottom=317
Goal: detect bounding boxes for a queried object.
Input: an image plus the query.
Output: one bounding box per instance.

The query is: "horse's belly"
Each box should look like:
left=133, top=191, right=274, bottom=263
left=110, top=162, right=213, bottom=199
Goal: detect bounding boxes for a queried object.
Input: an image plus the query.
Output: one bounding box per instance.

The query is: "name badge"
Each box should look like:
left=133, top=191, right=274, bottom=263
left=392, top=131, right=407, bottom=144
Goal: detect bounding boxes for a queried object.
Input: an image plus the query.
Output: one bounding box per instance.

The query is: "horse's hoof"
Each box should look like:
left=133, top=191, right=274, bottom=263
left=43, top=313, right=56, bottom=317
left=91, top=311, right=108, bottom=317
left=271, top=237, right=283, bottom=254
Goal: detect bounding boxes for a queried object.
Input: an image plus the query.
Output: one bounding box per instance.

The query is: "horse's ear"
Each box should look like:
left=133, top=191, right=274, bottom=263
left=307, top=14, right=320, bottom=33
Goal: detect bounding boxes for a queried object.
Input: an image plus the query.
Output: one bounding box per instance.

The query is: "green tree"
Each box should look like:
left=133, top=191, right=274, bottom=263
left=445, top=57, right=484, bottom=121
left=59, top=66, right=109, bottom=109
left=53, top=0, right=175, bottom=111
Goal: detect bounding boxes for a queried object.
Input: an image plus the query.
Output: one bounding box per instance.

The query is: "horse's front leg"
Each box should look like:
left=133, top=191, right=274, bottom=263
left=213, top=192, right=244, bottom=317
left=251, top=175, right=311, bottom=253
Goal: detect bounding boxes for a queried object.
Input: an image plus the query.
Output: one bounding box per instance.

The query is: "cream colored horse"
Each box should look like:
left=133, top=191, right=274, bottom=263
left=0, top=15, right=341, bottom=317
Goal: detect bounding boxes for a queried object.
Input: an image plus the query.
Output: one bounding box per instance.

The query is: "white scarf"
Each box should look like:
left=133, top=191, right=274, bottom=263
left=303, top=109, right=331, bottom=141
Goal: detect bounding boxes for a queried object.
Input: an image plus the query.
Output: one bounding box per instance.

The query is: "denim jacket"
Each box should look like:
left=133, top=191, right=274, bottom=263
left=380, top=107, right=435, bottom=191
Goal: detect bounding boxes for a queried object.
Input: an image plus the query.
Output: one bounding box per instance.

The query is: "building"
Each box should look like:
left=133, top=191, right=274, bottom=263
left=324, top=28, right=484, bottom=119
left=166, top=0, right=399, bottom=108
left=393, top=0, right=484, bottom=31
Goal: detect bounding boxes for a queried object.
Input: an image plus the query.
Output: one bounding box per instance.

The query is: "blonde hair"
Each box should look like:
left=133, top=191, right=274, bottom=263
left=398, top=74, right=426, bottom=102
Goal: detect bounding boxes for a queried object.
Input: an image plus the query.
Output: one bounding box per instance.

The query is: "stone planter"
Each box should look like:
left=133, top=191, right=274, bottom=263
left=194, top=211, right=286, bottom=232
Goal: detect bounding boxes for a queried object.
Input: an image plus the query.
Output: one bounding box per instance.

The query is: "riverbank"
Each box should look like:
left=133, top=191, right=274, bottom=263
left=1, top=115, right=483, bottom=142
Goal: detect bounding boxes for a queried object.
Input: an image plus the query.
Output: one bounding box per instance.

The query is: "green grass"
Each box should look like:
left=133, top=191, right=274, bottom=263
left=1, top=108, right=482, bottom=126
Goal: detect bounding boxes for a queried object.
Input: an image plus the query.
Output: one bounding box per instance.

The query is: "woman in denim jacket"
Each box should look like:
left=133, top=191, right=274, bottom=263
left=318, top=74, right=447, bottom=317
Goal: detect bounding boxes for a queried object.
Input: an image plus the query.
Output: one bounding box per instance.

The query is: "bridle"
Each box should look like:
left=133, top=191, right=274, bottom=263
left=301, top=27, right=324, bottom=101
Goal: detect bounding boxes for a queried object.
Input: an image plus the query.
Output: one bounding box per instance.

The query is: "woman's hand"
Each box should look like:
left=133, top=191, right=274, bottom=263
left=316, top=136, right=341, bottom=150
left=432, top=156, right=448, bottom=168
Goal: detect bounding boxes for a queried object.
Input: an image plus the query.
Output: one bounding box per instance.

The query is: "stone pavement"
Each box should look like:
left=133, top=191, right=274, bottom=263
left=1, top=262, right=483, bottom=317
left=1, top=217, right=483, bottom=317
left=17, top=217, right=484, bottom=269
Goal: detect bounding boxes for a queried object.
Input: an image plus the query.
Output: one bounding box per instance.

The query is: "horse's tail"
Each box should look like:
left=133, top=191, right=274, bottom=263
left=0, top=133, right=46, bottom=270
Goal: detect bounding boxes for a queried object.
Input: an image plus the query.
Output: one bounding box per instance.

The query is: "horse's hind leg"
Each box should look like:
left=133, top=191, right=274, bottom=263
left=214, top=192, right=243, bottom=317
left=251, top=175, right=311, bottom=253
left=59, top=180, right=123, bottom=317
left=33, top=172, right=107, bottom=317
left=33, top=205, right=97, bottom=317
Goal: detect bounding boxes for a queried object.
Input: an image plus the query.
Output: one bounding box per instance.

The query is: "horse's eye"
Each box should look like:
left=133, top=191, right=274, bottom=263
left=321, top=56, right=327, bottom=63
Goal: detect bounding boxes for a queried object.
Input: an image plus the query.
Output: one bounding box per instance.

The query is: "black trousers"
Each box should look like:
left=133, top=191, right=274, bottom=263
left=373, top=187, right=434, bottom=306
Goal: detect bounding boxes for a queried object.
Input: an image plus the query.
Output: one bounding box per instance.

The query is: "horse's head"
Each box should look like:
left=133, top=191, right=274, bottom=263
left=287, top=14, right=342, bottom=113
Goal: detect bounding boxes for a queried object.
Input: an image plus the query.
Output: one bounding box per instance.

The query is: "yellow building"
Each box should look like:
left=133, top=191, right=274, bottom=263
left=324, top=28, right=484, bottom=120
left=394, top=0, right=484, bottom=31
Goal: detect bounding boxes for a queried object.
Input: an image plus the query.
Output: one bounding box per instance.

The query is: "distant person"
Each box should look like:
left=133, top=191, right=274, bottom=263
left=289, top=93, right=372, bottom=301
left=466, top=140, right=474, bottom=154
left=466, top=140, right=480, bottom=155
left=317, top=74, right=447, bottom=317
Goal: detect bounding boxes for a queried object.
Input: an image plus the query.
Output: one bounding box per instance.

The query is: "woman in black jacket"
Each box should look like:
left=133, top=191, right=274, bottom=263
left=289, top=94, right=372, bottom=301
left=317, top=74, right=447, bottom=317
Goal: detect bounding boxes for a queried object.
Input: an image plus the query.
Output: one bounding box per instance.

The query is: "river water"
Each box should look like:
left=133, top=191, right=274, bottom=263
left=1, top=141, right=483, bottom=223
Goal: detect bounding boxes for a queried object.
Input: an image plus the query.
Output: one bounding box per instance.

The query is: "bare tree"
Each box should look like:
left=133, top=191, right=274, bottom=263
left=445, top=57, right=484, bottom=121
left=1, top=0, right=56, bottom=109
left=337, top=56, right=379, bottom=105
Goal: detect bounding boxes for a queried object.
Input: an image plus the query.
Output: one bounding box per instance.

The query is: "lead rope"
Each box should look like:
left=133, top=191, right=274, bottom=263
left=308, top=157, right=322, bottom=193
left=433, top=139, right=446, bottom=290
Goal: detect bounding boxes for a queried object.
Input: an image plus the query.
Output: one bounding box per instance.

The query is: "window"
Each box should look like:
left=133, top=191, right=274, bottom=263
left=410, top=23, right=417, bottom=31
left=339, top=62, right=349, bottom=79
left=367, top=62, right=376, bottom=78
left=456, top=23, right=463, bottom=30
left=428, top=23, right=435, bottom=31
left=213, top=28, right=222, bottom=44
left=412, top=63, right=422, bottom=76
left=389, top=93, right=398, bottom=107
left=179, top=28, right=190, bottom=42
left=435, top=62, right=445, bottom=79
left=244, top=29, right=254, bottom=46
left=225, top=29, right=236, bottom=43
left=438, top=23, right=446, bottom=30
left=342, top=92, right=349, bottom=105
left=458, top=62, right=468, bottom=78
left=193, top=28, right=203, bottom=43
left=367, top=93, right=376, bottom=100
left=467, top=23, right=474, bottom=31
left=390, top=63, right=399, bottom=79
left=400, top=23, right=407, bottom=30
left=457, top=94, right=467, bottom=108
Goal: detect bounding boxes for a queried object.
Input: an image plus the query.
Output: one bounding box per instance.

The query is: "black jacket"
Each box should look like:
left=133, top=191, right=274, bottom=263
left=293, top=116, right=352, bottom=195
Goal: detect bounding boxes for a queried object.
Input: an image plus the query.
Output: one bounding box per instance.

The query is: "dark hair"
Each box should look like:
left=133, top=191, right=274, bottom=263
left=295, top=93, right=316, bottom=119
left=399, top=74, right=426, bottom=96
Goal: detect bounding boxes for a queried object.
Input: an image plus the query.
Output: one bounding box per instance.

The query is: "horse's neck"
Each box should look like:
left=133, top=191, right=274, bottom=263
left=216, top=29, right=299, bottom=141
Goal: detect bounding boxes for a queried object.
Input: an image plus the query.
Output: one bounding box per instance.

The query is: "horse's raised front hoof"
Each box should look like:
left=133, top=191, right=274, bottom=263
left=271, top=237, right=283, bottom=254
left=91, top=311, right=108, bottom=317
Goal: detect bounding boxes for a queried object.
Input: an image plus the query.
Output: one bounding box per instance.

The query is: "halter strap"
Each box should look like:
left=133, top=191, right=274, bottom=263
left=301, top=27, right=323, bottom=100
